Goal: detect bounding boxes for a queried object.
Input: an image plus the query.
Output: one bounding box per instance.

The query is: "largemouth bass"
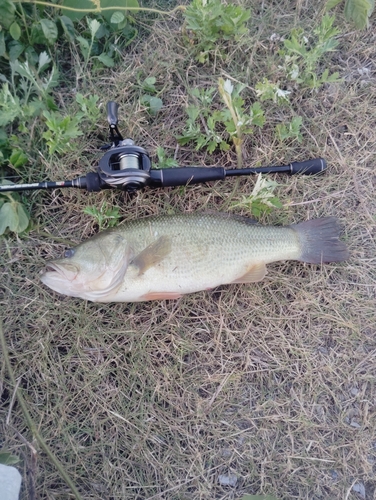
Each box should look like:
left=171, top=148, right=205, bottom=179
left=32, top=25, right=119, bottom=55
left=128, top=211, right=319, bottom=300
left=40, top=213, right=348, bottom=302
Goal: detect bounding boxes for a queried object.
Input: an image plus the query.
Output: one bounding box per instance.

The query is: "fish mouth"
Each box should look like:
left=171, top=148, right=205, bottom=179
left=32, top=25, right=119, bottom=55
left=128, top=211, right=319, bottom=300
left=41, top=261, right=79, bottom=282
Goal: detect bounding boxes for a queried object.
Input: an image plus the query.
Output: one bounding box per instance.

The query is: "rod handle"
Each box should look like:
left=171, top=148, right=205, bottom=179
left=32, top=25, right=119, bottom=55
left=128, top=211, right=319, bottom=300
left=151, top=167, right=226, bottom=187
left=290, top=158, right=327, bottom=175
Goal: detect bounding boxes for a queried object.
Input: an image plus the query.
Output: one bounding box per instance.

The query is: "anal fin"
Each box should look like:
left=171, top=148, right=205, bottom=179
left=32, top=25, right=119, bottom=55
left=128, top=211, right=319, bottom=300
left=140, top=291, right=182, bottom=301
left=231, top=262, right=267, bottom=284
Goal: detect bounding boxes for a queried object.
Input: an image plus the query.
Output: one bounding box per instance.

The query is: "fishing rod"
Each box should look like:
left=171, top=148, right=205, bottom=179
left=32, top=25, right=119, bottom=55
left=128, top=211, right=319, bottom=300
left=0, top=101, right=327, bottom=194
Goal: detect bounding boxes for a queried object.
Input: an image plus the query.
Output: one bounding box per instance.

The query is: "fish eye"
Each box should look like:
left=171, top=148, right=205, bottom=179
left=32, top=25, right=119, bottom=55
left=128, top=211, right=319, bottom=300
left=64, top=248, right=75, bottom=258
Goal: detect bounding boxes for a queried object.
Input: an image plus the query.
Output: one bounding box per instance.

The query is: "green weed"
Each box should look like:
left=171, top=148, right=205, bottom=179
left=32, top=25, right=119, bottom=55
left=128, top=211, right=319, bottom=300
left=326, top=0, right=374, bottom=29
left=155, top=146, right=178, bottom=169
left=275, top=116, right=303, bottom=143
left=183, top=0, right=251, bottom=62
left=0, top=184, right=30, bottom=235
left=178, top=79, right=265, bottom=167
left=139, top=76, right=163, bottom=116
left=231, top=174, right=282, bottom=218
left=83, top=202, right=121, bottom=230
left=280, top=14, right=341, bottom=89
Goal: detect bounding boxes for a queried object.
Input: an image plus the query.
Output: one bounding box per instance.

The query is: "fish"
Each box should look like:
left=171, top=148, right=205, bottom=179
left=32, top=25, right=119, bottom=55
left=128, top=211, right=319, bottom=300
left=40, top=213, right=349, bottom=303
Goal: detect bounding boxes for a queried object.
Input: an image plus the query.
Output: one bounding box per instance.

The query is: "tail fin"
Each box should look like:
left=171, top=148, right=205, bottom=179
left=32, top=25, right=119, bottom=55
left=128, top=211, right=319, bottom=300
left=292, top=217, right=349, bottom=264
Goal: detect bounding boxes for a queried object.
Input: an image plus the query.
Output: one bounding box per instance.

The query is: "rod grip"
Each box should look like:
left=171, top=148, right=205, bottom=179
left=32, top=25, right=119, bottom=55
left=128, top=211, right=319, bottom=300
left=290, top=158, right=327, bottom=175
left=107, top=101, right=119, bottom=126
left=156, top=167, right=226, bottom=187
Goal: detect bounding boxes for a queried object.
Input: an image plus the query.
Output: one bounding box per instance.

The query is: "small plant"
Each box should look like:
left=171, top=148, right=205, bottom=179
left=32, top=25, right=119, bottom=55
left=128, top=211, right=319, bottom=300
left=275, top=116, right=303, bottom=143
left=83, top=202, right=121, bottom=230
left=155, top=146, right=178, bottom=169
left=183, top=0, right=251, bottom=62
left=217, top=78, right=265, bottom=168
left=0, top=183, right=30, bottom=235
left=326, top=0, right=374, bottom=29
left=280, top=14, right=341, bottom=89
left=139, top=77, right=163, bottom=116
left=177, top=86, right=228, bottom=153
left=231, top=174, right=282, bottom=217
left=42, top=110, right=83, bottom=155
left=75, top=92, right=101, bottom=125
left=60, top=1, right=139, bottom=70
left=178, top=79, right=265, bottom=166
left=255, top=78, right=291, bottom=104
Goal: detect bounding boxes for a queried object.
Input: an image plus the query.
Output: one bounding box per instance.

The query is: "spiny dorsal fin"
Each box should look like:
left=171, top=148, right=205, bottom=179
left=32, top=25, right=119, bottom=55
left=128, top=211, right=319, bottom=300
left=231, top=262, right=267, bottom=284
left=132, top=235, right=171, bottom=275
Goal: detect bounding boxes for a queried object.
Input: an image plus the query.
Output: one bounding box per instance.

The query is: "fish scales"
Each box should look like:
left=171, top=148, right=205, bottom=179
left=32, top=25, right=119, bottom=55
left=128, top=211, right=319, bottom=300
left=40, top=213, right=348, bottom=302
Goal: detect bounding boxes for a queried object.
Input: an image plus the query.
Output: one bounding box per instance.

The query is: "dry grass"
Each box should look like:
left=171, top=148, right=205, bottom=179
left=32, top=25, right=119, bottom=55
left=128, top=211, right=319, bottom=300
left=1, top=1, right=376, bottom=499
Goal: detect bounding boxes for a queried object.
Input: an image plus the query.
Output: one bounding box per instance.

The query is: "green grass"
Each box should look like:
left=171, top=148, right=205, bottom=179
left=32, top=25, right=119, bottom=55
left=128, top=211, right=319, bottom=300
left=1, top=1, right=376, bottom=499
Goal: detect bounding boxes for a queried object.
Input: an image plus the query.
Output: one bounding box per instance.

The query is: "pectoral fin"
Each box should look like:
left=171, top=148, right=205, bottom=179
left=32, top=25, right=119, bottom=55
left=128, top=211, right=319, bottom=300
left=132, top=235, right=172, bottom=275
left=231, top=262, right=267, bottom=284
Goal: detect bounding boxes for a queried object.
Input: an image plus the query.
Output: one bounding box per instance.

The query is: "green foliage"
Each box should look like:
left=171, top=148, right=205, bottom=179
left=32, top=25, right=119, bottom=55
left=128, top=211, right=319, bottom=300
left=0, top=449, right=20, bottom=466
left=138, top=76, right=163, bottom=116
left=75, top=92, right=101, bottom=124
left=280, top=15, right=341, bottom=89
left=177, top=86, right=229, bottom=153
left=155, top=146, right=178, bottom=169
left=255, top=78, right=291, bottom=104
left=141, top=95, right=163, bottom=116
left=42, top=110, right=83, bottom=155
left=83, top=202, right=121, bottom=230
left=184, top=0, right=251, bottom=62
left=61, top=0, right=139, bottom=22
left=178, top=79, right=265, bottom=166
left=0, top=185, right=30, bottom=235
left=231, top=174, right=283, bottom=218
left=326, top=0, right=374, bottom=29
left=217, top=77, right=265, bottom=167
left=276, top=116, right=303, bottom=143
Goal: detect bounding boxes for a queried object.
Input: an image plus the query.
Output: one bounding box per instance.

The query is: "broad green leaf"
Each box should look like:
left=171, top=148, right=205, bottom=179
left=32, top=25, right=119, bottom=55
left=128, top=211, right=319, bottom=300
left=0, top=200, right=29, bottom=234
left=40, top=19, right=58, bottom=45
left=148, top=96, right=163, bottom=115
left=77, top=35, right=90, bottom=58
left=30, top=22, right=47, bottom=45
left=0, top=450, right=20, bottom=466
left=59, top=15, right=75, bottom=42
left=100, top=0, right=139, bottom=23
left=110, top=11, right=125, bottom=23
left=61, top=0, right=138, bottom=21
left=325, top=0, right=343, bottom=9
left=10, top=149, right=28, bottom=168
left=0, top=0, right=16, bottom=30
left=8, top=41, right=24, bottom=62
left=61, top=0, right=97, bottom=21
left=344, top=0, right=374, bottom=28
left=9, top=22, right=21, bottom=41
left=142, top=76, right=157, bottom=93
left=24, top=46, right=39, bottom=66
left=97, top=52, right=114, bottom=66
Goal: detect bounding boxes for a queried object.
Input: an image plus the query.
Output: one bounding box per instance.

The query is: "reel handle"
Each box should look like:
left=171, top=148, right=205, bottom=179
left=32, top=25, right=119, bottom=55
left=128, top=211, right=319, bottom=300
left=107, top=101, right=119, bottom=126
